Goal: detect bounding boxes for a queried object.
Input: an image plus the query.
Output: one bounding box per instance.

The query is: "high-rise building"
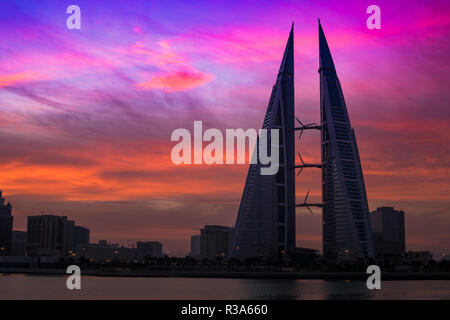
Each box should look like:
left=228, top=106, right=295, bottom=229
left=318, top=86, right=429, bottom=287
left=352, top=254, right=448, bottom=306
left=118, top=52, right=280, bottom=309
left=0, top=191, right=13, bottom=256
left=371, top=207, right=405, bottom=258
left=136, top=241, right=163, bottom=259
left=27, top=215, right=75, bottom=257
left=12, top=231, right=27, bottom=256
left=74, top=225, right=90, bottom=247
left=319, top=21, right=374, bottom=261
left=190, top=235, right=201, bottom=257
left=230, top=25, right=296, bottom=260
left=65, top=219, right=75, bottom=254
left=201, top=225, right=233, bottom=259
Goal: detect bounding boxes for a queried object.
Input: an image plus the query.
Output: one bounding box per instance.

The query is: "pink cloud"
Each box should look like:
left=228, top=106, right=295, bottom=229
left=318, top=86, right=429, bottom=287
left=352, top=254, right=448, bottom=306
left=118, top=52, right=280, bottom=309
left=130, top=40, right=189, bottom=67
left=0, top=71, right=37, bottom=87
left=136, top=70, right=214, bottom=91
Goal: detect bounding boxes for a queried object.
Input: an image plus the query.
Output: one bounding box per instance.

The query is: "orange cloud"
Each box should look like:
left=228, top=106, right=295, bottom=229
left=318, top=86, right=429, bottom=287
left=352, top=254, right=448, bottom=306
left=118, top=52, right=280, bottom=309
left=0, top=71, right=35, bottom=87
left=136, top=70, right=214, bottom=91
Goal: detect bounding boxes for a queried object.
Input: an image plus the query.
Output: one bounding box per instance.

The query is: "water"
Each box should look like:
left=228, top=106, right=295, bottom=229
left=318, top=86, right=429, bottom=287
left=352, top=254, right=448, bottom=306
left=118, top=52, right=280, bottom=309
left=0, top=274, right=449, bottom=299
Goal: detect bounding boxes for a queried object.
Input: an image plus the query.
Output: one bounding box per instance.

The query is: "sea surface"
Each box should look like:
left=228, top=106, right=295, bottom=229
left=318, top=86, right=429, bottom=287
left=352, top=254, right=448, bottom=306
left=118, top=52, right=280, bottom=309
left=0, top=274, right=449, bottom=300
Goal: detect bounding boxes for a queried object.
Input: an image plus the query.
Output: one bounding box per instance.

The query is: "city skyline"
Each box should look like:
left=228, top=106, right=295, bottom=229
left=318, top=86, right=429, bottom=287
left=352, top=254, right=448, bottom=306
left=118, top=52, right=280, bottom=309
left=0, top=1, right=449, bottom=257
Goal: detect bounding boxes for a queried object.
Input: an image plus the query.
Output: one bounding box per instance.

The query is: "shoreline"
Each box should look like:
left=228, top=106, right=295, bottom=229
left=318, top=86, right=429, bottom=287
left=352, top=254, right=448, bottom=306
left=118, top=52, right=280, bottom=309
left=1, top=268, right=450, bottom=280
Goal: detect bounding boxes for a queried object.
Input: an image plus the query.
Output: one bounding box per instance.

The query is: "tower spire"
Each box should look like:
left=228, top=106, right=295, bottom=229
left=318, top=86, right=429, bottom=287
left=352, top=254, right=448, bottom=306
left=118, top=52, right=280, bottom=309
left=278, top=23, right=294, bottom=76
left=318, top=21, right=335, bottom=73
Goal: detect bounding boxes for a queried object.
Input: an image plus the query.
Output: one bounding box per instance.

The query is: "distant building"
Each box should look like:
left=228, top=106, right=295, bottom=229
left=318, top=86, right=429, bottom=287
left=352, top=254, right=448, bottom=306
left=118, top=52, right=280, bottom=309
left=12, top=231, right=27, bottom=256
left=116, top=246, right=135, bottom=260
left=136, top=241, right=162, bottom=259
left=0, top=191, right=13, bottom=256
left=26, top=215, right=75, bottom=257
left=76, top=241, right=136, bottom=262
left=190, top=235, right=200, bottom=257
left=74, top=226, right=90, bottom=246
left=200, top=225, right=233, bottom=259
left=405, top=251, right=433, bottom=265
left=65, top=219, right=75, bottom=254
left=76, top=241, right=113, bottom=262
left=288, top=247, right=320, bottom=267
left=371, top=207, right=405, bottom=259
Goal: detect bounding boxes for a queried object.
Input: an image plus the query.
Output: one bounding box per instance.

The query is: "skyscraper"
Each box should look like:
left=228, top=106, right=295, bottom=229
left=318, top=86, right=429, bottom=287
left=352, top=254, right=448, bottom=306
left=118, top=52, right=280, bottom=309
left=371, top=207, right=405, bottom=259
left=319, top=21, right=374, bottom=261
left=230, top=25, right=295, bottom=260
left=201, top=225, right=233, bottom=259
left=27, top=215, right=75, bottom=257
left=0, top=191, right=13, bottom=256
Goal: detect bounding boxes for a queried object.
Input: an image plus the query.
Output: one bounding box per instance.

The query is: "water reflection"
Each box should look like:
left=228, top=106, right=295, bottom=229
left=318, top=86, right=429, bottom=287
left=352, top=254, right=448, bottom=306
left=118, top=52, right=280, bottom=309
left=237, top=279, right=299, bottom=300
left=0, top=274, right=449, bottom=300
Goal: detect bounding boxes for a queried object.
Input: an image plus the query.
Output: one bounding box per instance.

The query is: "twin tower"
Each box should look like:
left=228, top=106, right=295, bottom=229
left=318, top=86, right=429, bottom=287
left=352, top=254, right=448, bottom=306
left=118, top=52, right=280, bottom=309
left=230, top=22, right=375, bottom=262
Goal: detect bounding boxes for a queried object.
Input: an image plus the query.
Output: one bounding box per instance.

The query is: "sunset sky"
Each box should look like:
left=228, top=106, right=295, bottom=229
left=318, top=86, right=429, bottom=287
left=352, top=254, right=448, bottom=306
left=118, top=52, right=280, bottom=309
left=0, top=0, right=449, bottom=257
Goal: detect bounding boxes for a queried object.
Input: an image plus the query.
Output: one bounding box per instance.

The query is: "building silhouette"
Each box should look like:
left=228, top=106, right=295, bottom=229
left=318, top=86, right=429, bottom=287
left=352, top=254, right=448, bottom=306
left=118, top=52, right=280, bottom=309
left=0, top=191, right=13, bottom=256
left=230, top=22, right=376, bottom=262
left=76, top=240, right=135, bottom=262
left=27, top=215, right=75, bottom=257
left=136, top=241, right=163, bottom=259
left=371, top=207, right=405, bottom=259
left=12, top=231, right=27, bottom=256
left=74, top=225, right=90, bottom=247
left=201, top=225, right=233, bottom=259
left=190, top=235, right=201, bottom=257
left=230, top=25, right=296, bottom=260
left=319, top=21, right=374, bottom=261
